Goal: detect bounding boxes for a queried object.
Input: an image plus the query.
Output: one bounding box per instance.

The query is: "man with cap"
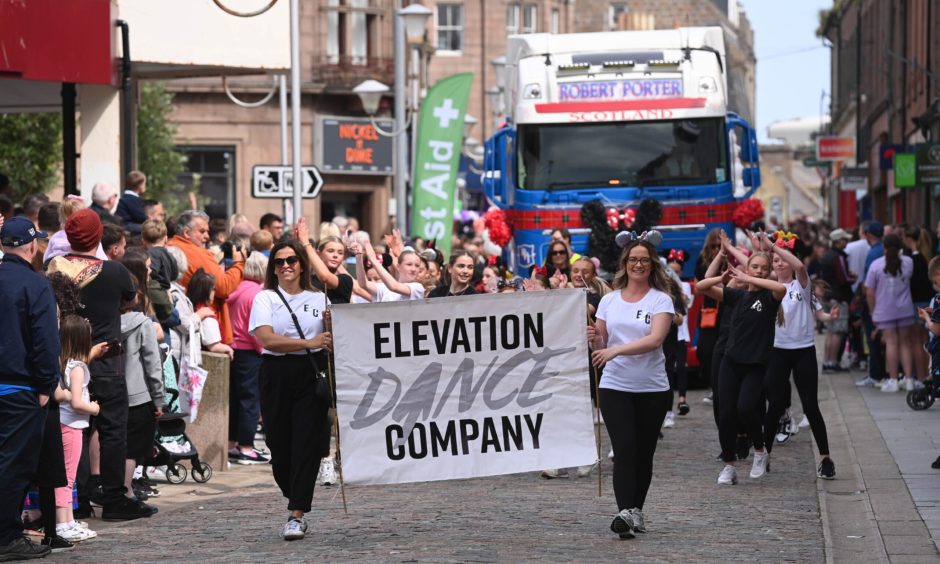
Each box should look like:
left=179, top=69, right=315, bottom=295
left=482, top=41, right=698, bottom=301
left=47, top=210, right=154, bottom=521
left=0, top=217, right=58, bottom=560
left=820, top=229, right=854, bottom=371
left=856, top=221, right=887, bottom=387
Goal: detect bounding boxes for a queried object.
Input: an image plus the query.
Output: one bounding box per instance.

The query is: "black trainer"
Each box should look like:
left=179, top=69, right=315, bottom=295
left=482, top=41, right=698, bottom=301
left=88, top=484, right=105, bottom=507
left=41, top=535, right=74, bottom=553
left=0, top=537, right=51, bottom=561
left=932, top=455, right=940, bottom=470
left=102, top=496, right=158, bottom=521
left=817, top=458, right=836, bottom=480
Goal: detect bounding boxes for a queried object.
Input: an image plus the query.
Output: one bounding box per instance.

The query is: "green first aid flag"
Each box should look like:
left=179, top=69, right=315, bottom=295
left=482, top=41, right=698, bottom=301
left=410, top=73, right=474, bottom=256
left=894, top=153, right=916, bottom=187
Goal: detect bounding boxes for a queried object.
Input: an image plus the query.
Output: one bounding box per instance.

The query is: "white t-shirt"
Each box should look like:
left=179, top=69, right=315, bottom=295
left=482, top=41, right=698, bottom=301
left=200, top=317, right=222, bottom=347
left=774, top=278, right=816, bottom=349
left=375, top=281, right=425, bottom=302
left=60, top=359, right=91, bottom=429
left=677, top=281, right=692, bottom=342
left=249, top=287, right=329, bottom=356
left=596, top=288, right=675, bottom=393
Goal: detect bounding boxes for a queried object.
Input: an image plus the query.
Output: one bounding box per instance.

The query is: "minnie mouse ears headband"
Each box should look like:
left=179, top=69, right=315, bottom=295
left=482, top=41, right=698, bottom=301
left=615, top=230, right=663, bottom=249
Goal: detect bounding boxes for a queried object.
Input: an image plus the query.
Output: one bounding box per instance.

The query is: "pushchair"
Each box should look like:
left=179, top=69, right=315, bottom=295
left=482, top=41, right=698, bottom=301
left=142, top=351, right=213, bottom=484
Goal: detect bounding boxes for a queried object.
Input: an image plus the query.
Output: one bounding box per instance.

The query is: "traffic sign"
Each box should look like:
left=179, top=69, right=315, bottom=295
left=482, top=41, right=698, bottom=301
left=251, top=165, right=325, bottom=199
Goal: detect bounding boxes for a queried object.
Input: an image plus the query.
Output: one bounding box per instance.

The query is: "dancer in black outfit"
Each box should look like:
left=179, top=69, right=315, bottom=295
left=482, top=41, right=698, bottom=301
left=697, top=251, right=786, bottom=485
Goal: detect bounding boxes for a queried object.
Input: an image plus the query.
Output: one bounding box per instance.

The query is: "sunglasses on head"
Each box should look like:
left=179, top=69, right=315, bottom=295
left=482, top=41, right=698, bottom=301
left=274, top=255, right=300, bottom=268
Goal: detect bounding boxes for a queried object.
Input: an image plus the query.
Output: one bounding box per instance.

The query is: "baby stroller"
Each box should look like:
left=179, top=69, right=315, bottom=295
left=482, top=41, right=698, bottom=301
left=142, top=352, right=213, bottom=484
left=906, top=380, right=939, bottom=411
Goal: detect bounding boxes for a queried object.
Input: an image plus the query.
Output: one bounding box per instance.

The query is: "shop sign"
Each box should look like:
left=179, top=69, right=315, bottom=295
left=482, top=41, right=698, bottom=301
left=816, top=136, right=856, bottom=161
left=841, top=167, right=868, bottom=191
left=916, top=143, right=940, bottom=185
left=894, top=153, right=917, bottom=187
left=314, top=116, right=394, bottom=175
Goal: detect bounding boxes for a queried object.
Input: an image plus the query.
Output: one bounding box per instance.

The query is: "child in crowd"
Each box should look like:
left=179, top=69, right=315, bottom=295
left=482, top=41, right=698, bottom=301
left=141, top=220, right=177, bottom=331
left=188, top=268, right=235, bottom=359
left=56, top=316, right=102, bottom=542
left=251, top=229, right=274, bottom=256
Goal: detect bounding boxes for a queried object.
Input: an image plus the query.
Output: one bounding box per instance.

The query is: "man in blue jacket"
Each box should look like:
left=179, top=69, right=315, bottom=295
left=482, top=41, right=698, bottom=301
left=0, top=217, right=59, bottom=560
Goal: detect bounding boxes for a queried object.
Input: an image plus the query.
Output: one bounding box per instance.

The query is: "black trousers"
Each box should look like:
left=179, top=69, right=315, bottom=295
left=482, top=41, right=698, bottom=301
left=260, top=355, right=330, bottom=513
left=709, top=339, right=727, bottom=428
left=666, top=340, right=688, bottom=399
left=0, top=392, right=46, bottom=546
left=600, top=388, right=671, bottom=511
left=763, top=347, right=830, bottom=456
left=697, top=327, right=718, bottom=398
left=718, top=358, right=766, bottom=463
left=230, top=349, right=263, bottom=446
left=87, top=373, right=130, bottom=505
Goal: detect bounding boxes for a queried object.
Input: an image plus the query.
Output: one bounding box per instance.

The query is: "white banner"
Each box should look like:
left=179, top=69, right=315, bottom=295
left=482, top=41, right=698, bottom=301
left=331, top=289, right=596, bottom=485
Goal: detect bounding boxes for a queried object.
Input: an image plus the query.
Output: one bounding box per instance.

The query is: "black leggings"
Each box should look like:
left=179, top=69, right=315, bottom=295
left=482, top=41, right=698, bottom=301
left=260, top=354, right=331, bottom=513
left=718, top=358, right=766, bottom=462
left=666, top=340, right=688, bottom=400
left=763, top=347, right=830, bottom=456
left=709, top=340, right=726, bottom=428
left=600, top=388, right=671, bottom=511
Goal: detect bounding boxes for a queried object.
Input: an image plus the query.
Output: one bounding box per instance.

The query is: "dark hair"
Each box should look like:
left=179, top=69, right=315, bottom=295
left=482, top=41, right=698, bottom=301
left=552, top=227, right=572, bottom=242
left=209, top=218, right=227, bottom=242
left=264, top=240, right=317, bottom=292
left=142, top=199, right=160, bottom=213
left=699, top=228, right=722, bottom=264
left=260, top=213, right=283, bottom=229
left=101, top=223, right=125, bottom=250
left=59, top=314, right=92, bottom=372
left=0, top=194, right=12, bottom=216
left=47, top=272, right=83, bottom=318
left=883, top=234, right=902, bottom=277
left=187, top=267, right=217, bottom=307
left=38, top=202, right=61, bottom=232
left=437, top=249, right=474, bottom=290
left=544, top=239, right=572, bottom=275
left=23, top=194, right=49, bottom=216
left=121, top=247, right=152, bottom=314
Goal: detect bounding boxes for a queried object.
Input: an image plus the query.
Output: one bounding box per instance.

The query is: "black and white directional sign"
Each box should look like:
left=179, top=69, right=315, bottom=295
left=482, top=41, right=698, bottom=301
left=251, top=165, right=325, bottom=199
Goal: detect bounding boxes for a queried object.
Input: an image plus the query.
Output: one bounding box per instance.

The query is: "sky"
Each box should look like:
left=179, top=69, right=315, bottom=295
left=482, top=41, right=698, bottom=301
left=738, top=0, right=832, bottom=142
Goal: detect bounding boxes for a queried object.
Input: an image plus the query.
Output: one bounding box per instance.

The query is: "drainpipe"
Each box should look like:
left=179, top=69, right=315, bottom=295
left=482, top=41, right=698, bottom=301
left=117, top=20, right=134, bottom=179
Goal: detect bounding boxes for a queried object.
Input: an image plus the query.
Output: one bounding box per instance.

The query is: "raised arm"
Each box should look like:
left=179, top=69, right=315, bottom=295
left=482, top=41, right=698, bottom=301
left=720, top=229, right=749, bottom=267
left=296, top=218, right=340, bottom=289
left=729, top=266, right=787, bottom=301
left=364, top=244, right=413, bottom=298
left=350, top=242, right=379, bottom=297
left=770, top=242, right=809, bottom=287
left=695, top=271, right=731, bottom=302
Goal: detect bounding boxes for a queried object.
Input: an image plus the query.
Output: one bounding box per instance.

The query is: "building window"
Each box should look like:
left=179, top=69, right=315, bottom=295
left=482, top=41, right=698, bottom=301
left=522, top=4, right=537, bottom=33
left=506, top=3, right=520, bottom=35
left=325, top=0, right=376, bottom=65
left=437, top=4, right=463, bottom=52
left=551, top=8, right=559, bottom=33
left=608, top=3, right=628, bottom=30
left=176, top=146, right=236, bottom=220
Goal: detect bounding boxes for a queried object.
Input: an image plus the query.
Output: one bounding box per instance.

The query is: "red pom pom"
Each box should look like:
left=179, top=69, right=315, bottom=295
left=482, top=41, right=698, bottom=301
left=484, top=209, right=513, bottom=247
left=732, top=199, right=765, bottom=229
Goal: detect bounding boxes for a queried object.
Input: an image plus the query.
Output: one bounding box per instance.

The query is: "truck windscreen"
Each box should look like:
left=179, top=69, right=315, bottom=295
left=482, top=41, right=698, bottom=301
left=517, top=118, right=728, bottom=190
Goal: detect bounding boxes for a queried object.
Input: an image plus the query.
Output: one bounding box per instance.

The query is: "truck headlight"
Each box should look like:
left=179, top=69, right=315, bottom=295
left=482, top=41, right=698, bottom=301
left=522, top=83, right=542, bottom=99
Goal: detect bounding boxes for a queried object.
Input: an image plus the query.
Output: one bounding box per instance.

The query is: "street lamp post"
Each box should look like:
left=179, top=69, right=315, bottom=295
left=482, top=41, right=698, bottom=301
left=356, top=3, right=431, bottom=231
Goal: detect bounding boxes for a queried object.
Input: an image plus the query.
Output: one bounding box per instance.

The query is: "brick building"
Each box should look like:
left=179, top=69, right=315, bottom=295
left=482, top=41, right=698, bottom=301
left=822, top=0, right=940, bottom=228
left=570, top=0, right=756, bottom=124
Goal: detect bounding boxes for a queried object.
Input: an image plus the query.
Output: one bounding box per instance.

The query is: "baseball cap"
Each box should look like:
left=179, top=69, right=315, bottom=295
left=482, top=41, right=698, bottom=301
left=829, top=229, right=852, bottom=242
left=0, top=216, right=47, bottom=248
left=864, top=221, right=884, bottom=237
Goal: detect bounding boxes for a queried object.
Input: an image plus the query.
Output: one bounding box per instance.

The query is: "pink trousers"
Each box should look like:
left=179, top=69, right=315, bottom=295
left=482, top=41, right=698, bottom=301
left=55, top=424, right=83, bottom=508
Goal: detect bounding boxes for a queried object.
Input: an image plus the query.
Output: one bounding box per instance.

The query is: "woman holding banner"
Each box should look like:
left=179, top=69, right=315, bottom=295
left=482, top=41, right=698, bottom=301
left=248, top=240, right=333, bottom=541
left=591, top=235, right=675, bottom=540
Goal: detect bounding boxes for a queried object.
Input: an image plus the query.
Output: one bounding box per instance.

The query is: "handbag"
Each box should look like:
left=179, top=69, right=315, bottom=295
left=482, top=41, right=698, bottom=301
left=273, top=288, right=333, bottom=406
left=699, top=306, right=719, bottom=329
left=179, top=321, right=209, bottom=422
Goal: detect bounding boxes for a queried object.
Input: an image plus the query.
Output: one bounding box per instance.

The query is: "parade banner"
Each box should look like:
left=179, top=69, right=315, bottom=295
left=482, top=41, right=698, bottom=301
left=410, top=73, right=474, bottom=257
left=331, top=289, right=596, bottom=485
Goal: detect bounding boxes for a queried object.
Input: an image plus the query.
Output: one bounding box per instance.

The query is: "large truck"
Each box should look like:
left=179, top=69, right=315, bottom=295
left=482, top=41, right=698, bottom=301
left=483, top=27, right=761, bottom=278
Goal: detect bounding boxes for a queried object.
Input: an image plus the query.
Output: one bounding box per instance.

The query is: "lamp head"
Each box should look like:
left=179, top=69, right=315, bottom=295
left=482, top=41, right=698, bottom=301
left=400, top=4, right=432, bottom=45
left=353, top=80, right=390, bottom=116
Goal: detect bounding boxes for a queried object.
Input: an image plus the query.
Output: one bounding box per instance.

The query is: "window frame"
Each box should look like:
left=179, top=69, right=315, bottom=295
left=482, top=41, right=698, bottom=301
left=506, top=3, right=520, bottom=35
left=436, top=3, right=464, bottom=54
left=522, top=4, right=537, bottom=34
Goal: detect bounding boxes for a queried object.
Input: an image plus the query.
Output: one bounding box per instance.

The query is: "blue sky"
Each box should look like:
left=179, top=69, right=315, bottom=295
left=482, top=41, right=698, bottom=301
left=738, top=0, right=832, bottom=142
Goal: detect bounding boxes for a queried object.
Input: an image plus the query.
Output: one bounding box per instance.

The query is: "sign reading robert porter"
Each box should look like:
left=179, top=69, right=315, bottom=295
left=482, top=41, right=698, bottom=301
left=315, top=116, right=394, bottom=175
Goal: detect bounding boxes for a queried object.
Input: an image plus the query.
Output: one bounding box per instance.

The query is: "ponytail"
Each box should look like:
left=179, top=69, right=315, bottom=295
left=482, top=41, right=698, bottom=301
left=883, top=234, right=902, bottom=277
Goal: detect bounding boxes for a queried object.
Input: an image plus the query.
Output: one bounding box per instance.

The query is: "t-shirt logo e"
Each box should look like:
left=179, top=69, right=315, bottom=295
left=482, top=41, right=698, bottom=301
left=301, top=304, right=321, bottom=317
left=635, top=310, right=653, bottom=324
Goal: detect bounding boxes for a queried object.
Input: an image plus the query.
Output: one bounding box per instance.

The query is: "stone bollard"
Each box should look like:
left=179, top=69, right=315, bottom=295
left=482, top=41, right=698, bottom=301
left=186, top=351, right=230, bottom=474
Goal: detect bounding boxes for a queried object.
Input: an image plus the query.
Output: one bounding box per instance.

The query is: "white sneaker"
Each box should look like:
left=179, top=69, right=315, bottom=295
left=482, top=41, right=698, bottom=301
left=56, top=523, right=95, bottom=542
left=662, top=411, right=675, bottom=428
left=786, top=418, right=800, bottom=436
left=855, top=376, right=878, bottom=387
left=576, top=461, right=599, bottom=478
left=881, top=378, right=900, bottom=393
left=317, top=457, right=338, bottom=486
left=903, top=377, right=915, bottom=391
left=282, top=517, right=307, bottom=541
left=798, top=415, right=810, bottom=429
left=717, top=464, right=738, bottom=485
left=540, top=468, right=569, bottom=479
left=913, top=379, right=926, bottom=390
left=750, top=451, right=770, bottom=479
